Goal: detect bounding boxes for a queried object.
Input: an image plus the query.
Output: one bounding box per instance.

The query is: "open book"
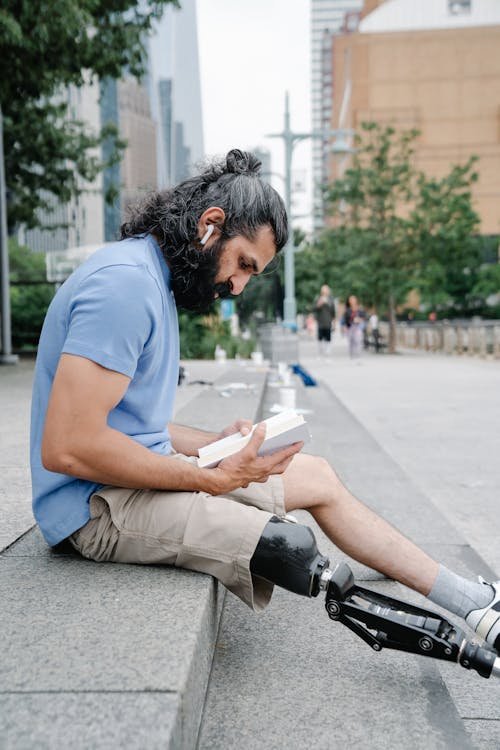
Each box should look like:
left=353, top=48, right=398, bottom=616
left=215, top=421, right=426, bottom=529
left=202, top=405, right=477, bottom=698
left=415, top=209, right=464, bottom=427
left=197, top=409, right=310, bottom=468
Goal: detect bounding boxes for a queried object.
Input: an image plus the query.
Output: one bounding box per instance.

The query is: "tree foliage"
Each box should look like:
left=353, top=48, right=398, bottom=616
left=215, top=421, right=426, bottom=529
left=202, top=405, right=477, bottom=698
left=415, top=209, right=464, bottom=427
left=178, top=311, right=255, bottom=360
left=409, top=160, right=483, bottom=309
left=301, top=122, right=495, bottom=350
left=1, top=0, right=177, bottom=230
left=8, top=239, right=55, bottom=349
left=321, top=122, right=421, bottom=350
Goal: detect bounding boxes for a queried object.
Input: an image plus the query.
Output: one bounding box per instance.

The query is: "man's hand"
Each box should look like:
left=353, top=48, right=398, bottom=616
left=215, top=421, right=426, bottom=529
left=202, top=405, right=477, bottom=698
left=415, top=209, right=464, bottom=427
left=216, top=418, right=254, bottom=440
left=203, top=422, right=303, bottom=495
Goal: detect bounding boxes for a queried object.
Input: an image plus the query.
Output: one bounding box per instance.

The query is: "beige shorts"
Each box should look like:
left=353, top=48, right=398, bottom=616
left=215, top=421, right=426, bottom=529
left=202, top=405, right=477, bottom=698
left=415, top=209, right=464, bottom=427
left=69, top=459, right=285, bottom=611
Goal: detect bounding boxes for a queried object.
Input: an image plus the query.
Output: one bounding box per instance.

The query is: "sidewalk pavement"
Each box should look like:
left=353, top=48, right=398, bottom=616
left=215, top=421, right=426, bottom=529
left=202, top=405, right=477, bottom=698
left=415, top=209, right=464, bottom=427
left=2, top=341, right=500, bottom=748
left=199, top=335, right=500, bottom=750
left=299, top=332, right=500, bottom=576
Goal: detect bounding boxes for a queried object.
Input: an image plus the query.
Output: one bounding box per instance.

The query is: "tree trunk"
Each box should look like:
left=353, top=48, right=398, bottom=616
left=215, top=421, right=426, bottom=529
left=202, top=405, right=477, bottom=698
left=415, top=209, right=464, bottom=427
left=388, top=292, right=397, bottom=353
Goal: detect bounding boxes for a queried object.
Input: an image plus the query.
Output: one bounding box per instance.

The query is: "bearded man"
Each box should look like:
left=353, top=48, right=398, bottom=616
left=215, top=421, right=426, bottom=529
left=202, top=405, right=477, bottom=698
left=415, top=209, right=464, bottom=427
left=31, top=150, right=500, bottom=648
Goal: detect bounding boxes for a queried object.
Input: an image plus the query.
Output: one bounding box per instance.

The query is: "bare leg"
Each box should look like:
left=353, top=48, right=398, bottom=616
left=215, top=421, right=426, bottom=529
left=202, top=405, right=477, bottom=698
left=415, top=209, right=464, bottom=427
left=282, top=453, right=438, bottom=596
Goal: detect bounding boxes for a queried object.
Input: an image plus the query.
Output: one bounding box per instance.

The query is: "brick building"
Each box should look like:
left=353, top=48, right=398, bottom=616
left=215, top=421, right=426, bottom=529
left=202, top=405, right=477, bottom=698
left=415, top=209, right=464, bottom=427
left=325, top=0, right=500, bottom=235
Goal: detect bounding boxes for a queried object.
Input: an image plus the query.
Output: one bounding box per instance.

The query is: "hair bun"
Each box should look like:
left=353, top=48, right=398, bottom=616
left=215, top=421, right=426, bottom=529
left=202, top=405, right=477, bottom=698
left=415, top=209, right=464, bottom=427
left=226, top=149, right=261, bottom=175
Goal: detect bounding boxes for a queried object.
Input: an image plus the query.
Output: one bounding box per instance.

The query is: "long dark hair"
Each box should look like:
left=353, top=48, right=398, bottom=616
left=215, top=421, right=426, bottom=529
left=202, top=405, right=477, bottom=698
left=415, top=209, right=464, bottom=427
left=120, top=149, right=288, bottom=253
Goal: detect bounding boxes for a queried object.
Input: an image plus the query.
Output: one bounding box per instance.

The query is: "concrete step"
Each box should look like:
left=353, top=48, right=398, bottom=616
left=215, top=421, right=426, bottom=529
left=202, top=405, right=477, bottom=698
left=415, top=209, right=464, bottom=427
left=0, top=362, right=269, bottom=750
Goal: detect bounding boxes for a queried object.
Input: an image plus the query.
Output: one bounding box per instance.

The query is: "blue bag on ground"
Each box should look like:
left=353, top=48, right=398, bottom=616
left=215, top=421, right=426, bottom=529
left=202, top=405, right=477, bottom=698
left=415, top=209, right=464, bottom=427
left=291, top=364, right=317, bottom=387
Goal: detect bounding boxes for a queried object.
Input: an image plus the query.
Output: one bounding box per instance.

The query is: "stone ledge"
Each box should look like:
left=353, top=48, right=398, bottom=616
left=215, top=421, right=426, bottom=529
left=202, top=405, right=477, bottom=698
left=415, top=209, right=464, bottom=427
left=0, top=364, right=269, bottom=750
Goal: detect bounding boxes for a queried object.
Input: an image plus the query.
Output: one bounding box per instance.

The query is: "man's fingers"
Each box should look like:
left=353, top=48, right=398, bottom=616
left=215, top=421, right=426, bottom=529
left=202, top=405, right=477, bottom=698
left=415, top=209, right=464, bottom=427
left=237, top=419, right=253, bottom=436
left=268, top=448, right=300, bottom=474
left=245, top=422, right=267, bottom=451
left=272, top=441, right=303, bottom=462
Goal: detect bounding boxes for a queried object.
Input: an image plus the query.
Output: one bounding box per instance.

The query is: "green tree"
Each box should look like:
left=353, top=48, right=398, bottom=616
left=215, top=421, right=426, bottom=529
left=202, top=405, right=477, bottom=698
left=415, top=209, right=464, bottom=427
left=9, top=239, right=54, bottom=349
left=316, top=122, right=488, bottom=351
left=178, top=311, right=255, bottom=360
left=294, top=231, right=344, bottom=313
left=0, top=0, right=177, bottom=230
left=322, top=122, right=420, bottom=351
left=408, top=160, right=483, bottom=313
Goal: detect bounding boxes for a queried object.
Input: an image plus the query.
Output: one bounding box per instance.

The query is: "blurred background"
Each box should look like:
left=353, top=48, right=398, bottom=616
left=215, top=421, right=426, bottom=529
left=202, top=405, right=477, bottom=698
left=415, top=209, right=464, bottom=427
left=1, top=0, right=499, bottom=359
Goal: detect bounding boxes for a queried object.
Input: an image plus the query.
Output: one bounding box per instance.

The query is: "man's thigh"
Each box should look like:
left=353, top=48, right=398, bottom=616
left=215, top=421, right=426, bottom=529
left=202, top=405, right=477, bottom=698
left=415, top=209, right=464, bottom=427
left=70, top=473, right=285, bottom=611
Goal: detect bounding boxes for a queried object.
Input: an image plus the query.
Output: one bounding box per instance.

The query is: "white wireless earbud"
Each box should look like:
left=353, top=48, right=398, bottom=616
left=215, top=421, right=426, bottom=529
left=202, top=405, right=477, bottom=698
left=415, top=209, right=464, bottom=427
left=200, top=224, right=215, bottom=246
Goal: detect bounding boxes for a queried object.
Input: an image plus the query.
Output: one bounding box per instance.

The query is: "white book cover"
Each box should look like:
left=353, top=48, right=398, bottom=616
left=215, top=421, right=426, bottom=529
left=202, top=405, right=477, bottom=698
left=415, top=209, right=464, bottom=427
left=197, top=410, right=310, bottom=468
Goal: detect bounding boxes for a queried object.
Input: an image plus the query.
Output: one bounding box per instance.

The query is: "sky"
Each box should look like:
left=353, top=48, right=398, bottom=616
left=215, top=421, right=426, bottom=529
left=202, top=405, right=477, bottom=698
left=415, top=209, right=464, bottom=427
left=196, top=0, right=313, bottom=232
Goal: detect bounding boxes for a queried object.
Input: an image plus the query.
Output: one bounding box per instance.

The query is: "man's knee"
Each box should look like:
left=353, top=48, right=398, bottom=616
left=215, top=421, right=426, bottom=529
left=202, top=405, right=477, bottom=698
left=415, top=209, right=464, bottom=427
left=305, top=454, right=341, bottom=494
left=291, top=453, right=336, bottom=480
left=284, top=453, right=342, bottom=511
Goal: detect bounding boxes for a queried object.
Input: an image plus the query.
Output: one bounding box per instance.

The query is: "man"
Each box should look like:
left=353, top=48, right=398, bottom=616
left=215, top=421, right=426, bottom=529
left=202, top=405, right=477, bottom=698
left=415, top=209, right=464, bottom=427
left=314, top=284, right=336, bottom=356
left=31, top=149, right=500, bottom=647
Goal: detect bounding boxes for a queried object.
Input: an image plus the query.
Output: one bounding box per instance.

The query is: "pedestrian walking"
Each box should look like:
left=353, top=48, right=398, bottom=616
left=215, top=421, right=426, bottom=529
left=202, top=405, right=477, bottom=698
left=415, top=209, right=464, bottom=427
left=341, top=295, right=365, bottom=358
left=314, top=284, right=336, bottom=356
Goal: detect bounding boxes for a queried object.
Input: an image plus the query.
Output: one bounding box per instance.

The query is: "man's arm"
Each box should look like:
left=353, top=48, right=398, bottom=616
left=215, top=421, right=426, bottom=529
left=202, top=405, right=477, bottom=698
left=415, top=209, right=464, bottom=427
left=42, top=354, right=300, bottom=496
left=169, top=419, right=254, bottom=457
left=169, top=423, right=218, bottom=456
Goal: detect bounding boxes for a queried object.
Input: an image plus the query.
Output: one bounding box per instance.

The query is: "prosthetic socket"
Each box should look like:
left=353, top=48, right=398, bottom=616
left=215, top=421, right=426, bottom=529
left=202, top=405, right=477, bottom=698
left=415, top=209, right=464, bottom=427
left=250, top=516, right=330, bottom=598
left=250, top=516, right=500, bottom=681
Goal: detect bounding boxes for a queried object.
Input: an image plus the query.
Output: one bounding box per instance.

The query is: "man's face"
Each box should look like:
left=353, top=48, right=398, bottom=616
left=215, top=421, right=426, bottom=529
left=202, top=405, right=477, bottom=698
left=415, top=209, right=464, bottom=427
left=213, top=225, right=276, bottom=298
left=169, top=224, right=276, bottom=312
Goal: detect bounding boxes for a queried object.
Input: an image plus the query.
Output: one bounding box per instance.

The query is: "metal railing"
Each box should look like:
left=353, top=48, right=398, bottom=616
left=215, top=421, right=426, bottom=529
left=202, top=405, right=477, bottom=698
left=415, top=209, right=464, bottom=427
left=388, top=320, right=500, bottom=358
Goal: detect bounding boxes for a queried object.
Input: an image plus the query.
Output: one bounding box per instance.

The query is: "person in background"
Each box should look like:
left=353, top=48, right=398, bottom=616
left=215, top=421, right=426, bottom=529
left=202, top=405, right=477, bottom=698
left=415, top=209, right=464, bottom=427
left=314, top=284, right=336, bottom=356
left=305, top=312, right=317, bottom=338
left=368, top=309, right=381, bottom=352
left=341, top=295, right=365, bottom=359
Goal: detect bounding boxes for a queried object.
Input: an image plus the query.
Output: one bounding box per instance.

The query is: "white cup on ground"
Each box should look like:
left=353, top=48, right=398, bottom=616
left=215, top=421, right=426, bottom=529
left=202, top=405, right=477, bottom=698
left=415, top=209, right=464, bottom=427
left=279, top=387, right=296, bottom=409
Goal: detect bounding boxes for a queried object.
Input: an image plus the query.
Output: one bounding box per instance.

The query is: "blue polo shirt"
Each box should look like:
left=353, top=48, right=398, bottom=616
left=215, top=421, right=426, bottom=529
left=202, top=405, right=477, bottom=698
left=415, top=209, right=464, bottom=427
left=30, top=235, right=179, bottom=546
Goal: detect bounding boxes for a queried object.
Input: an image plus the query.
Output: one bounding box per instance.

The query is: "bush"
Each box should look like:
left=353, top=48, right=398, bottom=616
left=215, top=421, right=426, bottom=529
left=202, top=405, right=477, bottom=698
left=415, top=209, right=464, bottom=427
left=9, top=240, right=55, bottom=350
left=178, top=311, right=255, bottom=359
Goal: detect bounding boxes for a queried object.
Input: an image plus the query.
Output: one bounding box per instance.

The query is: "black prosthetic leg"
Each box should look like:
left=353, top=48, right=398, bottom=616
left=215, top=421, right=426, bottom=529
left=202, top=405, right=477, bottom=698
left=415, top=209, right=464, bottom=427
left=251, top=517, right=500, bottom=680
left=250, top=516, right=329, bottom=597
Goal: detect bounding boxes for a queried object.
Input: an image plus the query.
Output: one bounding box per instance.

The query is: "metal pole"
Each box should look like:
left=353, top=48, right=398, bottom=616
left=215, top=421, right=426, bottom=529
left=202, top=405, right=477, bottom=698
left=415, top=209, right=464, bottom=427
left=0, top=104, right=17, bottom=364
left=267, top=95, right=355, bottom=331
left=282, top=92, right=296, bottom=330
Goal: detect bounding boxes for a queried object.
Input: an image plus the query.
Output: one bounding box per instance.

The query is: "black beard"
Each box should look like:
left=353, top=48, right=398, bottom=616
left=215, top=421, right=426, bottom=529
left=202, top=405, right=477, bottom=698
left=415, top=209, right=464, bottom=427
left=166, top=236, right=233, bottom=313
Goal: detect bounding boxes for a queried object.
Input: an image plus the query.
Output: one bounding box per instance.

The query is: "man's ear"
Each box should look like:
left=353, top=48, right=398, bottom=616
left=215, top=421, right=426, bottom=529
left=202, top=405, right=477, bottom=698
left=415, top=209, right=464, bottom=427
left=198, top=206, right=225, bottom=247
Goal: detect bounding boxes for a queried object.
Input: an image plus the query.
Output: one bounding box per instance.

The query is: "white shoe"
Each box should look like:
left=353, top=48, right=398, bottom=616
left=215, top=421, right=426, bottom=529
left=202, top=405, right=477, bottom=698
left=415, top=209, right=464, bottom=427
left=465, top=579, right=500, bottom=653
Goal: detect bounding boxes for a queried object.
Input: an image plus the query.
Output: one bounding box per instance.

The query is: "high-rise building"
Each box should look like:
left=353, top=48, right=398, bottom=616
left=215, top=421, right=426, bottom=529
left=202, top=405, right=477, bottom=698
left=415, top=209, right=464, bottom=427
left=158, top=79, right=174, bottom=186
left=325, top=0, right=500, bottom=234
left=118, top=77, right=158, bottom=209
left=19, top=0, right=204, bottom=254
left=19, top=82, right=106, bottom=251
left=100, top=78, right=122, bottom=242
left=310, top=0, right=363, bottom=228
left=149, top=0, right=204, bottom=187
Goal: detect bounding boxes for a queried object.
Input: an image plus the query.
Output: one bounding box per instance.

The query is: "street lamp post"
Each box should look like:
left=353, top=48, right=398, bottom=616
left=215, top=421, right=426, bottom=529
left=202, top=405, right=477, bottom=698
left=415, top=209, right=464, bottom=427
left=0, top=104, right=17, bottom=364
left=267, top=92, right=354, bottom=330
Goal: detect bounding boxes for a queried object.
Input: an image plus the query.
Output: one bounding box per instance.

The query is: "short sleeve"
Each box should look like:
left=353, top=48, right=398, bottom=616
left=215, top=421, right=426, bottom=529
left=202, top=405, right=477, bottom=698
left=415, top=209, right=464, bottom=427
left=62, top=264, right=160, bottom=378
